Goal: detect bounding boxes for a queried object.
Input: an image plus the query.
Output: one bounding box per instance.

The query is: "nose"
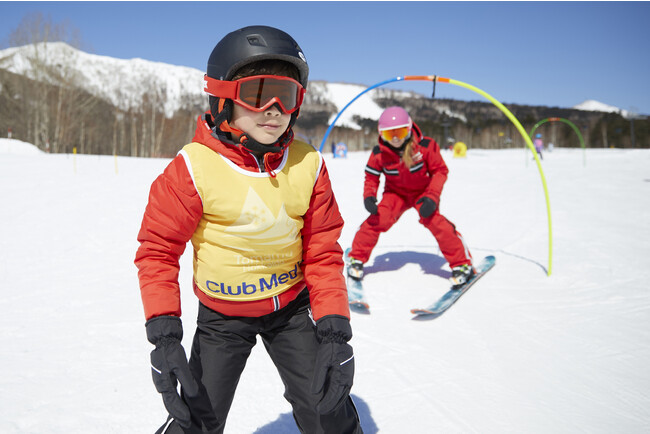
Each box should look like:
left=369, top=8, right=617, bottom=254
left=265, top=102, right=283, bottom=115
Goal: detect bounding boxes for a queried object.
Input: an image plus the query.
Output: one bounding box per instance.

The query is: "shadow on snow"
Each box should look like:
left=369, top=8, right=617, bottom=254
left=364, top=250, right=450, bottom=279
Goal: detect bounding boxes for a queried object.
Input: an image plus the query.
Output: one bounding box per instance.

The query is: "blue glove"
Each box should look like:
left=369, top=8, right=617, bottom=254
left=310, top=315, right=355, bottom=414
left=146, top=316, right=199, bottom=428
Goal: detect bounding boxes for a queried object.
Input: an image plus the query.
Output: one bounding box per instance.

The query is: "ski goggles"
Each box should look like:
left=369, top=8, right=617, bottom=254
left=380, top=126, right=411, bottom=142
left=203, top=74, right=305, bottom=114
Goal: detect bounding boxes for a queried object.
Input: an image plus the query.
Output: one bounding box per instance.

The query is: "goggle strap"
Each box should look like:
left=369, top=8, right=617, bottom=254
left=213, top=97, right=244, bottom=137
left=204, top=75, right=237, bottom=99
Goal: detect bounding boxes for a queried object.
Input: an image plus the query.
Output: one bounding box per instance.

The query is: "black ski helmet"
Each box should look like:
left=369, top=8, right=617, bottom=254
left=207, top=25, right=309, bottom=88
left=205, top=25, right=309, bottom=152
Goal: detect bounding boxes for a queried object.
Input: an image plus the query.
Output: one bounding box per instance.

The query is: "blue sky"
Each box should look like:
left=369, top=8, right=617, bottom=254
left=1, top=1, right=649, bottom=114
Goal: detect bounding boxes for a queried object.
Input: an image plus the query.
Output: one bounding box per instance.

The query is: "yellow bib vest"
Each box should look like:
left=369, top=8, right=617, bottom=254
left=180, top=140, right=322, bottom=302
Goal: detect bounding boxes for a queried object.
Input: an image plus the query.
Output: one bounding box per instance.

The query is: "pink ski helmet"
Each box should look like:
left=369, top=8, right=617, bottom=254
left=378, top=106, right=413, bottom=132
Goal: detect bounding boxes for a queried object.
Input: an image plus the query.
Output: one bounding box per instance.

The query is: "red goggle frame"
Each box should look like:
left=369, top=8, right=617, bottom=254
left=204, top=74, right=305, bottom=114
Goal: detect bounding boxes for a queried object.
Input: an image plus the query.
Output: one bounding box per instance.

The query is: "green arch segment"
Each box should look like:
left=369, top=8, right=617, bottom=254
left=530, top=117, right=586, bottom=166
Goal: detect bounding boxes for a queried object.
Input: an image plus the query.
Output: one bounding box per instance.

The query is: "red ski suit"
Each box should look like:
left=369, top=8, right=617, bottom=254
left=349, top=123, right=472, bottom=267
left=135, top=114, right=350, bottom=323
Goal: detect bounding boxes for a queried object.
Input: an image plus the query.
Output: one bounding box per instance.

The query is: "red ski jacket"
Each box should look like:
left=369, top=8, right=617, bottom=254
left=363, top=123, right=449, bottom=203
left=135, top=114, right=349, bottom=322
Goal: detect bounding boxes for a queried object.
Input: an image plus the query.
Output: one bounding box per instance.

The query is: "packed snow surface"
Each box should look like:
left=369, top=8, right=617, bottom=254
left=1, top=138, right=649, bottom=433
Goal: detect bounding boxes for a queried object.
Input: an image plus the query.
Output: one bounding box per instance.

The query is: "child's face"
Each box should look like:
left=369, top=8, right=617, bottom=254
left=385, top=135, right=408, bottom=149
left=380, top=126, right=411, bottom=149
left=231, top=103, right=291, bottom=145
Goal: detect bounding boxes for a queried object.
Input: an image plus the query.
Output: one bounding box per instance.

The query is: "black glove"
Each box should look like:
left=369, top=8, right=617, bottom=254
left=146, top=316, right=199, bottom=429
left=416, top=196, right=437, bottom=218
left=364, top=196, right=378, bottom=215
left=310, top=315, right=355, bottom=414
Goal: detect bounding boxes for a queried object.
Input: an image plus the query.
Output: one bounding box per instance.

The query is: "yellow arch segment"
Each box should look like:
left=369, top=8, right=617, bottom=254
left=415, top=76, right=553, bottom=275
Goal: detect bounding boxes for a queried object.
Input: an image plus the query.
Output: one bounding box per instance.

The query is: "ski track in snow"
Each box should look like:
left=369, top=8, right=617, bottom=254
left=1, top=138, right=649, bottom=433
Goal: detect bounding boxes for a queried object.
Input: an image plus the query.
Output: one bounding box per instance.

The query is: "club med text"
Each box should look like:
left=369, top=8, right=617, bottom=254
left=205, top=263, right=300, bottom=296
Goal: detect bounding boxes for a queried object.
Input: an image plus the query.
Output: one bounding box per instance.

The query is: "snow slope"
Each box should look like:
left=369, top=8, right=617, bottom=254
left=0, top=138, right=43, bottom=155
left=1, top=138, right=649, bottom=433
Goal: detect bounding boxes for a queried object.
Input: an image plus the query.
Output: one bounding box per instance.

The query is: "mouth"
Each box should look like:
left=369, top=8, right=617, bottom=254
left=258, top=123, right=282, bottom=130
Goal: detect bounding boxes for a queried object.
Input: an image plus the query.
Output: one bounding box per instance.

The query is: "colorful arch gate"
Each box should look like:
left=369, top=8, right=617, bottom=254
left=318, top=75, right=553, bottom=275
left=529, top=117, right=586, bottom=166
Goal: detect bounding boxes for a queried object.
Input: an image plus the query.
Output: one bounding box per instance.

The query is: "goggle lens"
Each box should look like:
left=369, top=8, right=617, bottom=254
left=238, top=77, right=300, bottom=112
left=380, top=126, right=411, bottom=142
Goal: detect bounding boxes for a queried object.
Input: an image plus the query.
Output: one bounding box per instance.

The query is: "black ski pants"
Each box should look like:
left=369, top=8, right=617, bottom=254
left=157, top=289, right=362, bottom=434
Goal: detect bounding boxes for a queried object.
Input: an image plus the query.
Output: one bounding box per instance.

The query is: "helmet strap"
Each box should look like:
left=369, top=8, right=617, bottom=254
left=210, top=96, right=233, bottom=133
left=240, top=120, right=295, bottom=155
left=240, top=135, right=283, bottom=155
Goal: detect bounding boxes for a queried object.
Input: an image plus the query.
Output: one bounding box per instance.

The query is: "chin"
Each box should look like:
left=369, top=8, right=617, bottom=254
left=253, top=131, right=284, bottom=145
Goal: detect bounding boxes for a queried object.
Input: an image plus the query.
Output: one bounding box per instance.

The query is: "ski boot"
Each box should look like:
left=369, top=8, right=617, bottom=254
left=450, top=264, right=475, bottom=290
left=347, top=257, right=364, bottom=281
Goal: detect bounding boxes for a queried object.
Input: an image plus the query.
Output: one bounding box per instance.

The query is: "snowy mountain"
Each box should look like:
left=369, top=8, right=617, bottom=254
left=572, top=99, right=629, bottom=118
left=0, top=42, right=205, bottom=118
left=3, top=42, right=634, bottom=129
left=2, top=41, right=637, bottom=152
left=0, top=42, right=473, bottom=128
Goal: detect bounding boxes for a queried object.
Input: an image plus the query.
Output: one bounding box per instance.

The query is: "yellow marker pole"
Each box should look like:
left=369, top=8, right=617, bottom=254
left=114, top=152, right=118, bottom=175
left=73, top=147, right=77, bottom=174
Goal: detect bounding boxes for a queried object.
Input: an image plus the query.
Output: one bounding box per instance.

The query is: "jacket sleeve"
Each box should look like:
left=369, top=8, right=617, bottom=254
left=363, top=146, right=382, bottom=199
left=300, top=159, right=350, bottom=321
left=423, top=139, right=449, bottom=203
left=134, top=154, right=203, bottom=321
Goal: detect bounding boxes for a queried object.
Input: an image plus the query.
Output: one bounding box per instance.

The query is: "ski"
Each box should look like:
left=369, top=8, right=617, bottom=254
left=344, top=248, right=370, bottom=314
left=347, top=276, right=370, bottom=314
left=411, top=255, right=496, bottom=319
